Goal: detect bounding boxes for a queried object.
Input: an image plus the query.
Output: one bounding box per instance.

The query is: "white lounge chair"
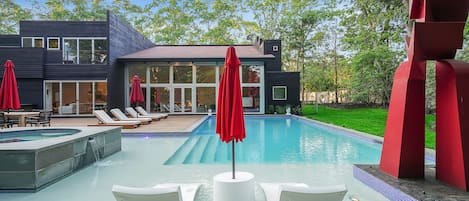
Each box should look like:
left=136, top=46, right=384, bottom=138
left=110, top=108, right=152, bottom=125
left=125, top=107, right=164, bottom=121
left=91, top=110, right=140, bottom=129
left=112, top=183, right=201, bottom=201
left=135, top=106, right=168, bottom=119
left=259, top=183, right=347, bottom=201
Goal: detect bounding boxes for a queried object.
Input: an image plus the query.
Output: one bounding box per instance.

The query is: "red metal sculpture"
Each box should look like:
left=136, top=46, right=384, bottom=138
left=380, top=0, right=469, bottom=190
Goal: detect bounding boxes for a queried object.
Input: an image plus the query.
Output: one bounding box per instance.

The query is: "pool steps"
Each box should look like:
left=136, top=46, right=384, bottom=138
left=183, top=135, right=211, bottom=164
left=200, top=136, right=218, bottom=163
left=164, top=136, right=199, bottom=164
left=165, top=135, right=235, bottom=165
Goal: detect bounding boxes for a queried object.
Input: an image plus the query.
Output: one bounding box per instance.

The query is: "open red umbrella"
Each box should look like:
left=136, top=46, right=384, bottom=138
left=216, top=46, right=246, bottom=179
left=130, top=75, right=144, bottom=107
left=0, top=60, right=21, bottom=110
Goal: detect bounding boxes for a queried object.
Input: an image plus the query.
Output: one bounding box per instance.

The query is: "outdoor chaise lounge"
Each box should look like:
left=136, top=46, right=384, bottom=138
left=112, top=183, right=201, bottom=201
left=135, top=106, right=168, bottom=119
left=259, top=183, right=347, bottom=201
left=125, top=107, right=165, bottom=121
left=110, top=108, right=152, bottom=125
left=90, top=110, right=140, bottom=129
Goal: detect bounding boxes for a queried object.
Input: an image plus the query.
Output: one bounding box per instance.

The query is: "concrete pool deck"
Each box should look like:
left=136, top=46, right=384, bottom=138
left=50, top=115, right=207, bottom=133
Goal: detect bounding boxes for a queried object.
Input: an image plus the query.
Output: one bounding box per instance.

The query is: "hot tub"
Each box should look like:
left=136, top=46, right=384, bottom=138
left=0, top=127, right=122, bottom=192
left=0, top=129, right=80, bottom=143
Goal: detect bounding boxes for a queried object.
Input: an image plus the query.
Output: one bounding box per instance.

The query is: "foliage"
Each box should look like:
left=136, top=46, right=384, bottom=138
left=275, top=105, right=286, bottom=114
left=425, top=61, right=436, bottom=114
left=4, top=0, right=469, bottom=109
left=0, top=0, right=32, bottom=34
left=302, top=105, right=436, bottom=149
left=350, top=46, right=399, bottom=105
left=266, top=105, right=275, bottom=114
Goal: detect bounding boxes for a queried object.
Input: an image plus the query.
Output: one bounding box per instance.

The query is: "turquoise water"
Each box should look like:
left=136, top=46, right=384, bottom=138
left=165, top=117, right=382, bottom=165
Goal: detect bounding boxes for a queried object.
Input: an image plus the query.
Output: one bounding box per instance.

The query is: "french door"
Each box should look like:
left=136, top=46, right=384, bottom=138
left=172, top=87, right=192, bottom=113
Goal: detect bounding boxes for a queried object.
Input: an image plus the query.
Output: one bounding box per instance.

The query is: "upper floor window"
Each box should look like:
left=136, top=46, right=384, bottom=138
left=63, top=38, right=107, bottom=64
left=47, top=37, right=60, bottom=50
left=22, top=37, right=44, bottom=48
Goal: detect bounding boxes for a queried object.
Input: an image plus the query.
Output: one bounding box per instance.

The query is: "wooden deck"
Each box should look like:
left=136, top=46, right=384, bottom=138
left=50, top=115, right=207, bottom=133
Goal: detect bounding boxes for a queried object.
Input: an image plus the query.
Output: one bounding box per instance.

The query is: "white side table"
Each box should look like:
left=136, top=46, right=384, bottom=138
left=213, top=171, right=255, bottom=201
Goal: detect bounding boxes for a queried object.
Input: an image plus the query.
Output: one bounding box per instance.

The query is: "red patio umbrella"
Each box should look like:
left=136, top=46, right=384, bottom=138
left=130, top=75, right=144, bottom=107
left=0, top=60, right=21, bottom=111
left=216, top=46, right=246, bottom=179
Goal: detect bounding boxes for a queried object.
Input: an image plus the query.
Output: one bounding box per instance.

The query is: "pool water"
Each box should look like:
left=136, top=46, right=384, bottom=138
left=0, top=128, right=80, bottom=143
left=0, top=117, right=390, bottom=201
left=0, top=135, right=389, bottom=201
left=165, top=117, right=382, bottom=165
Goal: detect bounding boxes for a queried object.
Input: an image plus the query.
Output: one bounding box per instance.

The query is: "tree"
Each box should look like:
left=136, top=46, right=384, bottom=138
left=280, top=0, right=326, bottom=103
left=341, top=0, right=408, bottom=105
left=0, top=0, right=32, bottom=34
left=245, top=0, right=287, bottom=40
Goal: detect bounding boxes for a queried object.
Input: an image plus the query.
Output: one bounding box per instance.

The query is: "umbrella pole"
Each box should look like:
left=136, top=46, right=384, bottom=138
left=232, top=140, right=235, bottom=179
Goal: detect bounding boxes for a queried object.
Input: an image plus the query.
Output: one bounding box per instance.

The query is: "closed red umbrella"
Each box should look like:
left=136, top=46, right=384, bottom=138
left=130, top=75, right=144, bottom=107
left=216, top=46, right=246, bottom=179
left=0, top=60, right=21, bottom=110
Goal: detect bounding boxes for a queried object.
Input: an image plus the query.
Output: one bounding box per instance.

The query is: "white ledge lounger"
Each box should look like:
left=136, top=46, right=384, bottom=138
left=112, top=183, right=201, bottom=201
left=259, top=182, right=347, bottom=201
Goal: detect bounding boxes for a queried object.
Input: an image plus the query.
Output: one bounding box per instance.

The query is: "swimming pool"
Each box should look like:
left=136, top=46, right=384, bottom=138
left=165, top=116, right=382, bottom=165
left=0, top=117, right=390, bottom=201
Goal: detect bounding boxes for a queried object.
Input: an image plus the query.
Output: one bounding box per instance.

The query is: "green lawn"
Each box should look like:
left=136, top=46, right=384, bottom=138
left=302, top=105, right=436, bottom=149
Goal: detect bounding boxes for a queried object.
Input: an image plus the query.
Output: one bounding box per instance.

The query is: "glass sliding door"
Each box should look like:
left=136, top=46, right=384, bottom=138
left=95, top=82, right=107, bottom=110
left=61, top=83, right=77, bottom=115
left=78, top=82, right=93, bottom=114
left=45, top=81, right=107, bottom=115
left=196, top=87, right=216, bottom=112
left=173, top=87, right=192, bottom=113
left=151, top=87, right=170, bottom=113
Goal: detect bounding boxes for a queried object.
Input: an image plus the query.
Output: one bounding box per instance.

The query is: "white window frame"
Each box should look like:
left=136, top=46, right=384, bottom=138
left=125, top=61, right=266, bottom=114
left=47, top=37, right=60, bottom=50
left=62, top=37, right=107, bottom=64
left=43, top=80, right=107, bottom=116
left=21, top=37, right=44, bottom=48
left=272, top=86, right=287, bottom=100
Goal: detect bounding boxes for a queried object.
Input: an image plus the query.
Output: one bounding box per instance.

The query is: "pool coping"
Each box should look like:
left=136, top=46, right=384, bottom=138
left=0, top=126, right=121, bottom=150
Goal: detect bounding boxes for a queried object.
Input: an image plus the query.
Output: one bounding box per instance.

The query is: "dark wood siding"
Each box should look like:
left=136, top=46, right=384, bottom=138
left=44, top=64, right=108, bottom=80
left=263, top=40, right=282, bottom=72
left=0, top=35, right=20, bottom=46
left=20, top=21, right=107, bottom=37
left=45, top=51, right=63, bottom=64
left=265, top=71, right=300, bottom=111
left=0, top=48, right=44, bottom=79
left=107, top=11, right=154, bottom=110
left=17, top=78, right=43, bottom=109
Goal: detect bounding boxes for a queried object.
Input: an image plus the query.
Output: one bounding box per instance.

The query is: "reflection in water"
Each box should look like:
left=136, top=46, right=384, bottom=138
left=169, top=117, right=382, bottom=165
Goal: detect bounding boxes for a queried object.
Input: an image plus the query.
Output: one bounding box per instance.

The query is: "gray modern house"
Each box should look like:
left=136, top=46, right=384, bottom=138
left=0, top=11, right=299, bottom=116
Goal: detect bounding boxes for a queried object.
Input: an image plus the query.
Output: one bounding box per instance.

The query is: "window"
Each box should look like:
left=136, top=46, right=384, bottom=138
left=128, top=63, right=147, bottom=84
left=273, top=86, right=287, bottom=100
left=62, top=38, right=107, bottom=64
left=242, top=65, right=261, bottom=83
left=173, top=66, right=192, bottom=83
left=196, top=66, right=216, bottom=83
left=150, top=66, right=170, bottom=83
left=47, top=37, right=60, bottom=50
left=22, top=37, right=43, bottom=48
